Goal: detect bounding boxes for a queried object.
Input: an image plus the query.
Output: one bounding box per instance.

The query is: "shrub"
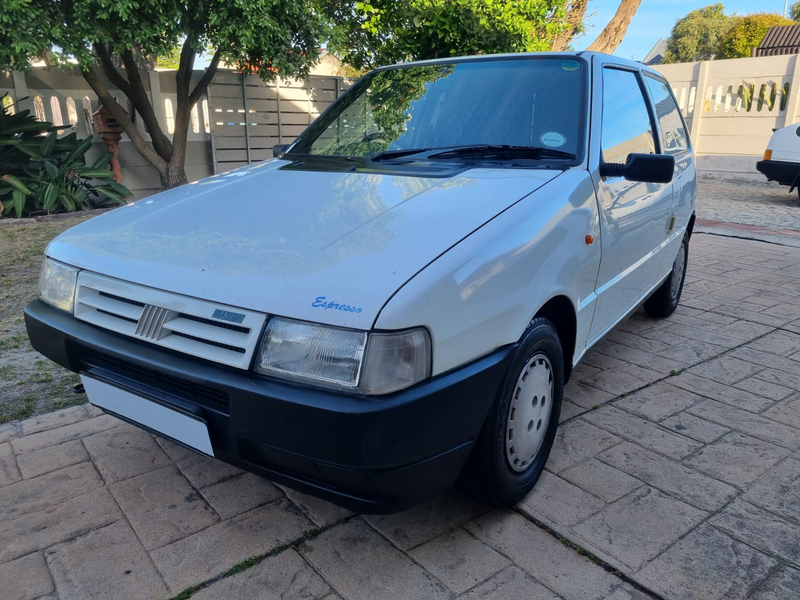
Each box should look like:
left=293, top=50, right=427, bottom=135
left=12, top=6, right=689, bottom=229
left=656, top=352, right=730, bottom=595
left=0, top=94, right=132, bottom=218
left=716, top=13, right=795, bottom=59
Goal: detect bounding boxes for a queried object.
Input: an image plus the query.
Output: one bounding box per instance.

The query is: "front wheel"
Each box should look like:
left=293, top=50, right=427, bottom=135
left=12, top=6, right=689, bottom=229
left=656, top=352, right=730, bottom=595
left=459, top=317, right=563, bottom=507
left=644, top=234, right=688, bottom=319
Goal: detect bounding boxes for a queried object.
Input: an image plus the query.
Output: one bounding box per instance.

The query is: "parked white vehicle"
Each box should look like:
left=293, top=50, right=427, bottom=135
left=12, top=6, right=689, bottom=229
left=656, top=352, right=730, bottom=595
left=758, top=122, right=800, bottom=196
left=26, top=52, right=696, bottom=512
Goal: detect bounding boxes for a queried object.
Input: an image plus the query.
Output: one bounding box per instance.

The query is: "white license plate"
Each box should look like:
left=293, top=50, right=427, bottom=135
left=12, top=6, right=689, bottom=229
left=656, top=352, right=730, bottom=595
left=81, top=375, right=214, bottom=456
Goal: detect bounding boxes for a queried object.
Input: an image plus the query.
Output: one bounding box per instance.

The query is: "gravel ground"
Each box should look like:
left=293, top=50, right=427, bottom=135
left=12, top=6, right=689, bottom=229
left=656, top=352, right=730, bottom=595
left=0, top=215, right=95, bottom=422
left=697, top=180, right=800, bottom=231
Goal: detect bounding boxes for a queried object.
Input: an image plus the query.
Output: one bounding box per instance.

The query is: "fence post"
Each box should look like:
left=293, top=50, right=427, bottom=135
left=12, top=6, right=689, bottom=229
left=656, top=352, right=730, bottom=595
left=11, top=71, right=32, bottom=113
left=780, top=54, right=800, bottom=128
left=241, top=72, right=251, bottom=164
left=689, top=61, right=709, bottom=150
left=276, top=78, right=282, bottom=144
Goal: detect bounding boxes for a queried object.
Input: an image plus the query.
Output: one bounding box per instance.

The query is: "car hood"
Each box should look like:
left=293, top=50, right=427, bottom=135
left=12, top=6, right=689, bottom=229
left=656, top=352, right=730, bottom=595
left=48, top=160, right=560, bottom=328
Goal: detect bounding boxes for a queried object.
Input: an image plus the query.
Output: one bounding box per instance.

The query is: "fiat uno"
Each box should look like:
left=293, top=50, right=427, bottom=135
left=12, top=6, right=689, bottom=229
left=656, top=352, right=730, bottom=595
left=25, top=52, right=696, bottom=512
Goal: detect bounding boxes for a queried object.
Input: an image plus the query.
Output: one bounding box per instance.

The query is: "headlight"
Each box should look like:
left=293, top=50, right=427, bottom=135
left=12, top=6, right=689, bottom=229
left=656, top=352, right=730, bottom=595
left=254, top=317, right=431, bottom=395
left=39, top=258, right=79, bottom=313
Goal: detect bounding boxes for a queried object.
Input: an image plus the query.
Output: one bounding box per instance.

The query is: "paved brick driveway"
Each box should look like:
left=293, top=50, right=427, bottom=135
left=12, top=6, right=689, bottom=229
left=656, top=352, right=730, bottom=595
left=2, top=232, right=800, bottom=600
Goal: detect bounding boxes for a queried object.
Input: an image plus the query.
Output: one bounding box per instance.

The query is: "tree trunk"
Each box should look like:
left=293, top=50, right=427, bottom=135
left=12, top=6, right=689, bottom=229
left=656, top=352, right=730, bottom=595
left=586, top=0, right=642, bottom=54
left=551, top=0, right=589, bottom=52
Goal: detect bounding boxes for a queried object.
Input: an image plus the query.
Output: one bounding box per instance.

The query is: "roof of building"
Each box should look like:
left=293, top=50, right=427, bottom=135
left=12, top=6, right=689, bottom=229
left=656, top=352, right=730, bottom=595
left=643, top=39, right=667, bottom=65
left=755, top=25, right=800, bottom=57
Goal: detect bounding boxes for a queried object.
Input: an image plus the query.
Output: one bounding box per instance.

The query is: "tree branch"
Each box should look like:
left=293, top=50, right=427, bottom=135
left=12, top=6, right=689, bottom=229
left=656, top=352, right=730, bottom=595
left=189, top=49, right=221, bottom=107
left=92, top=43, right=133, bottom=97
left=586, top=0, right=643, bottom=54
left=120, top=48, right=173, bottom=160
left=551, top=0, right=589, bottom=51
left=81, top=66, right=168, bottom=175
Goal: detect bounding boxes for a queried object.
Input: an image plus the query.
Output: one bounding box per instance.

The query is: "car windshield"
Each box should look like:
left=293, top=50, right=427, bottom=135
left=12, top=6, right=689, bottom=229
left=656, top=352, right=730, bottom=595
left=287, top=57, right=586, bottom=162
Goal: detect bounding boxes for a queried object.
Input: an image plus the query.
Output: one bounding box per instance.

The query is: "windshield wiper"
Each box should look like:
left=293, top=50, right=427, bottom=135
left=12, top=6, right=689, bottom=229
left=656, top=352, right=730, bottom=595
left=370, top=148, right=435, bottom=161
left=427, top=145, right=576, bottom=161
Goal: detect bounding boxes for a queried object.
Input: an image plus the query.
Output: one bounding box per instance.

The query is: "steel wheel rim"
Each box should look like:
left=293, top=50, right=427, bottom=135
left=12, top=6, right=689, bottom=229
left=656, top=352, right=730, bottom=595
left=670, top=242, right=686, bottom=302
left=505, top=352, right=554, bottom=473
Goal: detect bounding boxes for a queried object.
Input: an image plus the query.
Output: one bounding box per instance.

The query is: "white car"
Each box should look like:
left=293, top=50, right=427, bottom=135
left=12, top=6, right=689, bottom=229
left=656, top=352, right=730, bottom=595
left=758, top=122, right=800, bottom=196
left=26, top=52, right=696, bottom=512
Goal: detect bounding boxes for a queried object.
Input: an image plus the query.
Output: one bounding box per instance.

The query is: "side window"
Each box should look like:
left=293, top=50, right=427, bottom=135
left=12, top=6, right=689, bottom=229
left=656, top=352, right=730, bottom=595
left=601, top=68, right=657, bottom=164
left=644, top=75, right=689, bottom=154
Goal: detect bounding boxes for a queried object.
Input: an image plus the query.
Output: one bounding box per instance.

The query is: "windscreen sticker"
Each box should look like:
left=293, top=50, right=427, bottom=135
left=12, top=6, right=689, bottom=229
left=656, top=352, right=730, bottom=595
left=561, top=60, right=580, bottom=71
left=313, top=296, right=363, bottom=314
left=540, top=131, right=567, bottom=148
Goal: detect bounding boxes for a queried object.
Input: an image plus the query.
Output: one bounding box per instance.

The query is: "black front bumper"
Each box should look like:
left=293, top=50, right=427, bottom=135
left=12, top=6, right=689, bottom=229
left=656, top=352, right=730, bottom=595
left=24, top=300, right=512, bottom=513
left=756, top=159, right=800, bottom=186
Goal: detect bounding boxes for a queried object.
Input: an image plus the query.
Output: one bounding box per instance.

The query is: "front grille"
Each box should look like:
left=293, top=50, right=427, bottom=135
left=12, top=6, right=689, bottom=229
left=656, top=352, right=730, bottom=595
left=74, top=272, right=267, bottom=369
left=83, top=350, right=230, bottom=409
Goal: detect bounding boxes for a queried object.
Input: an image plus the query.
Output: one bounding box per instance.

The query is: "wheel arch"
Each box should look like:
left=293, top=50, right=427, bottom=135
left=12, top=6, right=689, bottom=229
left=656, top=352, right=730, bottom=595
left=533, top=295, right=577, bottom=383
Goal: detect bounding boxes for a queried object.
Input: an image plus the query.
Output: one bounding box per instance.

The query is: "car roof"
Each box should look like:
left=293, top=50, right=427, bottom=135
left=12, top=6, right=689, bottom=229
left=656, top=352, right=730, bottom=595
left=376, top=51, right=660, bottom=77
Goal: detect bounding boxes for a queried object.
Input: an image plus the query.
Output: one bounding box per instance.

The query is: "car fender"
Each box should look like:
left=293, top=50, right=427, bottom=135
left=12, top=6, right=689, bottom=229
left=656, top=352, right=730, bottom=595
left=374, top=169, right=602, bottom=376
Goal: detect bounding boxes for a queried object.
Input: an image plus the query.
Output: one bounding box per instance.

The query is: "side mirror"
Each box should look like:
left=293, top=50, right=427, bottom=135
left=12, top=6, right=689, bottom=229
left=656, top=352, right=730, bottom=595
left=600, top=153, right=675, bottom=184
left=272, top=143, right=290, bottom=157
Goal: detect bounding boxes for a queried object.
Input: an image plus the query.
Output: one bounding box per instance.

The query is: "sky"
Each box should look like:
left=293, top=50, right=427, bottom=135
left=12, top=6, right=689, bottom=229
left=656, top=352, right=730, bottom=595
left=572, top=0, right=793, bottom=60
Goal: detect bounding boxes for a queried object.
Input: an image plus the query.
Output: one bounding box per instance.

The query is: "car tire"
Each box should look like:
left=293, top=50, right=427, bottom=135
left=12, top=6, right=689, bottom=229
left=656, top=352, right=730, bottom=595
left=644, top=234, right=689, bottom=319
left=459, top=317, right=563, bottom=507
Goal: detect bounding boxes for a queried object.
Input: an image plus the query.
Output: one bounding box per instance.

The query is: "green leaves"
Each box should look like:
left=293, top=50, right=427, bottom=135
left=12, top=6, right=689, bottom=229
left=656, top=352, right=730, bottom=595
left=0, top=94, right=131, bottom=218
left=321, top=0, right=570, bottom=70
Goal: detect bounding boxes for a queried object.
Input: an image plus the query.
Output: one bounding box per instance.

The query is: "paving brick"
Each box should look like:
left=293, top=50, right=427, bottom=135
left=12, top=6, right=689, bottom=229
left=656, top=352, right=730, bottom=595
left=598, top=442, right=736, bottom=511
left=456, top=566, right=560, bottom=600
left=563, top=381, right=615, bottom=409
left=110, top=465, right=219, bottom=550
left=713, top=320, right=774, bottom=341
left=559, top=400, right=585, bottom=422
left=0, top=488, right=122, bottom=563
left=604, top=586, right=652, bottom=600
left=742, top=458, right=800, bottom=524
left=635, top=525, right=777, bottom=600
left=299, top=518, right=449, bottom=600
left=365, top=489, right=485, bottom=551
left=278, top=485, right=354, bottom=528
left=763, top=395, right=800, bottom=431
left=582, top=364, right=662, bottom=396
left=408, top=528, right=510, bottom=594
left=749, top=566, right=800, bottom=600
left=659, top=412, right=730, bottom=444
left=0, top=422, right=21, bottom=444
left=728, top=347, right=800, bottom=377
left=20, top=406, right=89, bottom=436
left=596, top=341, right=689, bottom=374
left=745, top=330, right=800, bottom=356
left=201, top=472, right=282, bottom=520
left=607, top=330, right=672, bottom=353
left=465, top=510, right=621, bottom=600
left=191, top=549, right=332, bottom=600
left=0, top=441, right=21, bottom=487
left=572, top=486, right=707, bottom=570
left=734, top=377, right=794, bottom=401
left=683, top=432, right=790, bottom=488
left=0, top=461, right=103, bottom=520
left=655, top=339, right=725, bottom=364
left=709, top=499, right=800, bottom=565
left=686, top=355, right=764, bottom=385
left=152, top=435, right=196, bottom=462
left=15, top=439, right=88, bottom=479
left=176, top=453, right=243, bottom=489
left=658, top=323, right=742, bottom=349
left=10, top=415, right=118, bottom=455
left=518, top=471, right=606, bottom=528
left=559, top=457, right=642, bottom=503
left=45, top=520, right=169, bottom=600
left=0, top=553, right=54, bottom=600
left=582, top=406, right=702, bottom=460
left=754, top=368, right=800, bottom=392
left=613, top=382, right=702, bottom=422
left=546, top=418, right=622, bottom=474
left=670, top=372, right=775, bottom=412
left=687, top=400, right=800, bottom=450
left=582, top=352, right=626, bottom=370
left=82, top=425, right=171, bottom=484
left=150, top=499, right=314, bottom=593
